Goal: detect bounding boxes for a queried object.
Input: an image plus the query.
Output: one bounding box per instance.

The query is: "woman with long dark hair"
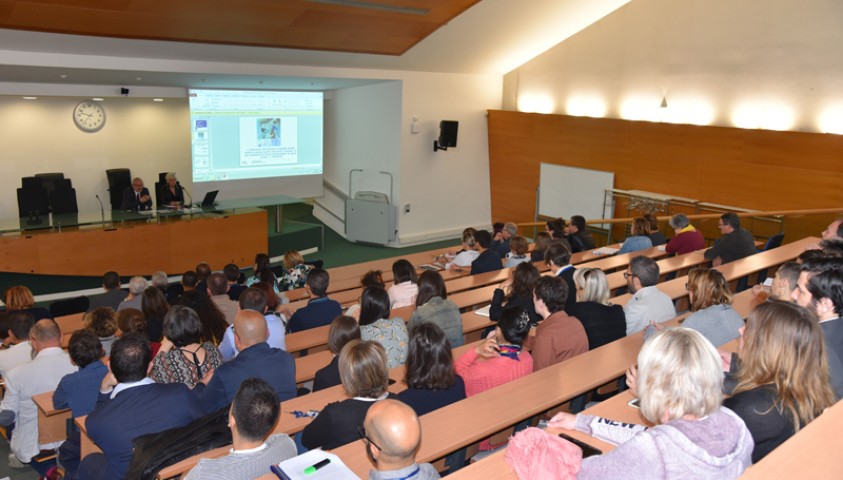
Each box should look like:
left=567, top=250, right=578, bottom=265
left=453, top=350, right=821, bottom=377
left=359, top=286, right=409, bottom=368
left=398, top=323, right=466, bottom=416
left=408, top=271, right=463, bottom=347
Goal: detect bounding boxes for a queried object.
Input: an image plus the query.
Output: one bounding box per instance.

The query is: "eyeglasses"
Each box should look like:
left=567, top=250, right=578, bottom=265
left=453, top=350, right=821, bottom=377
left=356, top=424, right=381, bottom=452
left=684, top=283, right=690, bottom=291
left=623, top=272, right=633, bottom=279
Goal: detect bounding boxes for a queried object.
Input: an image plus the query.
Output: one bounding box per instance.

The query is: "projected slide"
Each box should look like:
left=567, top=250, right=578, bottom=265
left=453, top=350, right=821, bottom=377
left=188, top=89, right=323, bottom=182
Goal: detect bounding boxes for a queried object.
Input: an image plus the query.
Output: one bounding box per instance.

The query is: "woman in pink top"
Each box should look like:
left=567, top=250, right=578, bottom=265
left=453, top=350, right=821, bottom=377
left=455, top=305, right=533, bottom=449
left=387, top=259, right=418, bottom=308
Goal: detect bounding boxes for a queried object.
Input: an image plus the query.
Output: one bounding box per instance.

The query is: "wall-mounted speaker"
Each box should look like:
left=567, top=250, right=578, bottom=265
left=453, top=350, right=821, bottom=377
left=434, top=120, right=458, bottom=152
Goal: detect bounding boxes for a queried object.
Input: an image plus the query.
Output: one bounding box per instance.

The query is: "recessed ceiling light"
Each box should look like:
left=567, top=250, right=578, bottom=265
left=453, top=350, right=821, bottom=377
left=22, top=96, right=37, bottom=100
left=60, top=74, right=68, bottom=79
left=153, top=98, right=164, bottom=102
left=136, top=77, right=142, bottom=81
left=92, top=98, right=104, bottom=101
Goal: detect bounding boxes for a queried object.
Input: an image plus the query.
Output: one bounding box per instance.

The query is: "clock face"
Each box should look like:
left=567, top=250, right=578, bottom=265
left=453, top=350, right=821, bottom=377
left=73, top=101, right=106, bottom=132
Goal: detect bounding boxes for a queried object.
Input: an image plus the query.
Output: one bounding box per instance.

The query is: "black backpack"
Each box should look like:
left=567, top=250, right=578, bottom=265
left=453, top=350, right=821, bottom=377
left=125, top=406, right=232, bottom=480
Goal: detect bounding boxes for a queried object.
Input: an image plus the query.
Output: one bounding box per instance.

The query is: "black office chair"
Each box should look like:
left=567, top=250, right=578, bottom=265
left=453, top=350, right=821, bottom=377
left=49, top=296, right=90, bottom=317
left=17, top=187, right=50, bottom=219
left=49, top=187, right=79, bottom=215
left=756, top=232, right=786, bottom=284
left=35, top=172, right=65, bottom=196
left=106, top=168, right=132, bottom=210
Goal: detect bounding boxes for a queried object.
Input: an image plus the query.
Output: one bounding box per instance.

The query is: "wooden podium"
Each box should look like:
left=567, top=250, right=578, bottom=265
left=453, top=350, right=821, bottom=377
left=0, top=208, right=267, bottom=276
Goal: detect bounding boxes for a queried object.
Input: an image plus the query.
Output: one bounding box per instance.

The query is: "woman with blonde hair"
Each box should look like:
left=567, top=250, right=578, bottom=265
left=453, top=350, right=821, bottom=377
left=504, top=235, right=531, bottom=268
left=446, top=227, right=480, bottom=270
left=530, top=231, right=552, bottom=263
left=567, top=268, right=625, bottom=349
left=724, top=300, right=835, bottom=462
left=3, top=286, right=51, bottom=320
left=278, top=250, right=314, bottom=291
left=84, top=307, right=118, bottom=356
left=617, top=217, right=653, bottom=255
left=682, top=268, right=744, bottom=347
left=549, top=327, right=753, bottom=478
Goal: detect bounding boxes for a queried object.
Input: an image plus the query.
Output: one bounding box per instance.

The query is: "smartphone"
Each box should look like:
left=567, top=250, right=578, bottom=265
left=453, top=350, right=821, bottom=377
left=628, top=397, right=640, bottom=409
left=558, top=433, right=602, bottom=458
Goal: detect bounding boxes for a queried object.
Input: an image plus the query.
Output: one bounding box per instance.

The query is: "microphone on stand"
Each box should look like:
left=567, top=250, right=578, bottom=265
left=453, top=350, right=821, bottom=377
left=95, top=194, right=105, bottom=227
left=182, top=187, right=194, bottom=216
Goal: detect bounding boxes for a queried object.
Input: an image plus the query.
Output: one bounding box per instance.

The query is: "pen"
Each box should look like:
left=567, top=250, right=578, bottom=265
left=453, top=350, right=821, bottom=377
left=304, top=458, right=331, bottom=475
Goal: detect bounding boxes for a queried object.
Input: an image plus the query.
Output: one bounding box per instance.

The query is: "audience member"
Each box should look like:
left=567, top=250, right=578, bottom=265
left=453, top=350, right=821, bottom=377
left=119, top=177, right=152, bottom=211
left=277, top=250, right=314, bottom=291
left=251, top=281, right=286, bottom=315
left=797, top=248, right=825, bottom=264
left=84, top=307, right=118, bottom=356
left=183, top=378, right=296, bottom=480
left=388, top=259, right=419, bottom=308
left=643, top=213, right=667, bottom=246
left=751, top=261, right=800, bottom=301
left=361, top=270, right=386, bottom=289
left=80, top=333, right=204, bottom=480
left=568, top=215, right=596, bottom=252
left=169, top=270, right=197, bottom=305
left=548, top=328, right=752, bottom=478
left=245, top=253, right=271, bottom=287
left=532, top=276, right=588, bottom=371
left=724, top=301, right=835, bottom=463
left=301, top=340, right=396, bottom=451
left=0, top=320, right=77, bottom=468
left=141, top=286, right=168, bottom=342
left=3, top=286, right=52, bottom=321
left=454, top=306, right=533, bottom=450
left=665, top=213, right=706, bottom=255
left=286, top=268, right=343, bottom=333
left=704, top=212, right=757, bottom=266
left=821, top=218, right=843, bottom=241
left=677, top=268, right=743, bottom=347
left=792, top=258, right=843, bottom=398
left=545, top=218, right=573, bottom=252
left=115, top=308, right=145, bottom=335
left=398, top=323, right=466, bottom=417
left=491, top=222, right=518, bottom=258
left=617, top=217, right=654, bottom=255
left=489, top=262, right=541, bottom=325
left=446, top=228, right=480, bottom=270
left=150, top=271, right=169, bottom=296
left=313, top=315, right=361, bottom=392
left=116, top=276, right=147, bottom=312
left=362, top=399, right=441, bottom=480
left=194, top=310, right=296, bottom=413
left=207, top=272, right=238, bottom=325
left=0, top=311, right=35, bottom=377
left=359, top=286, right=409, bottom=368
left=408, top=271, right=463, bottom=348
left=470, top=230, right=504, bottom=275
left=223, top=263, right=246, bottom=301
left=623, top=256, right=676, bottom=335
left=219, top=287, right=286, bottom=360
left=54, top=330, right=108, bottom=479
left=87, top=271, right=124, bottom=312
left=530, top=231, right=552, bottom=263
left=504, top=235, right=531, bottom=268
left=545, top=242, right=577, bottom=311
left=195, top=262, right=212, bottom=293
left=820, top=238, right=843, bottom=258
left=151, top=306, right=223, bottom=388
left=178, top=290, right=229, bottom=345
left=568, top=268, right=626, bottom=350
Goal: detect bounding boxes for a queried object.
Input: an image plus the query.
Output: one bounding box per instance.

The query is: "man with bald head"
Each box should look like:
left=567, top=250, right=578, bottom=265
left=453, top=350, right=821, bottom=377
left=0, top=319, right=77, bottom=468
left=193, top=310, right=296, bottom=413
left=363, top=399, right=440, bottom=480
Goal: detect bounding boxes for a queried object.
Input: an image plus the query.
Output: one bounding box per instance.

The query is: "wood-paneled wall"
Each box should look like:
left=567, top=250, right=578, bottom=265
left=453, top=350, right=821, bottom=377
left=488, top=110, right=843, bottom=224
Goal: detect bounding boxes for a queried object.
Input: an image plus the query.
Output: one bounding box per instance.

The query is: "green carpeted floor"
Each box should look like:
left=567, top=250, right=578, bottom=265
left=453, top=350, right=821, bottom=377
left=3, top=202, right=460, bottom=301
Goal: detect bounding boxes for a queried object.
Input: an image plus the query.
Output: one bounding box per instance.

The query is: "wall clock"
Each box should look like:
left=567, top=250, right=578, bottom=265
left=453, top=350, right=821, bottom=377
left=73, top=100, right=106, bottom=132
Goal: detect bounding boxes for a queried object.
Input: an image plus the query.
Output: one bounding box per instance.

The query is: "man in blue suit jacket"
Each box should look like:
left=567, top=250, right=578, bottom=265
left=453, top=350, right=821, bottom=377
left=470, top=230, right=504, bottom=275
left=193, top=310, right=297, bottom=413
left=79, top=334, right=204, bottom=480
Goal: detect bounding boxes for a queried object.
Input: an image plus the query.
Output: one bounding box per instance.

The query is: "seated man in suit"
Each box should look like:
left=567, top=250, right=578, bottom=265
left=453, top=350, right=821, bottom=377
left=285, top=268, right=342, bottom=333
left=87, top=271, right=124, bottom=312
left=470, top=229, right=504, bottom=275
left=194, top=310, right=296, bottom=413
left=0, top=320, right=77, bottom=469
left=79, top=333, right=204, bottom=480
left=218, top=287, right=286, bottom=360
left=704, top=212, right=757, bottom=266
left=183, top=378, right=296, bottom=479
left=363, top=399, right=441, bottom=480
left=119, top=177, right=153, bottom=211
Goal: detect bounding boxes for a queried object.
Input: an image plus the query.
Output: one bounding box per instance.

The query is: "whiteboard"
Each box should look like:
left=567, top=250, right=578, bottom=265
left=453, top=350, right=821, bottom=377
left=538, top=164, right=614, bottom=221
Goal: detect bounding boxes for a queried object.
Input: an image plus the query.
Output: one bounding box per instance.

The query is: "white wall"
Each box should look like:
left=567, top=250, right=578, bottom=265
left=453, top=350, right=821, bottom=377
left=504, top=0, right=843, bottom=134
left=0, top=94, right=190, bottom=218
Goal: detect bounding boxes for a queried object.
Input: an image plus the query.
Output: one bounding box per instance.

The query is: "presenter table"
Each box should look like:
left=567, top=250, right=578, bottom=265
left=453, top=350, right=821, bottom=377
left=0, top=207, right=267, bottom=276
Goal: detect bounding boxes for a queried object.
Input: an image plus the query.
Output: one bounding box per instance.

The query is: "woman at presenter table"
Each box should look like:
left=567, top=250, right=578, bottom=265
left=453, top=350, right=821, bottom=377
left=162, top=172, right=185, bottom=207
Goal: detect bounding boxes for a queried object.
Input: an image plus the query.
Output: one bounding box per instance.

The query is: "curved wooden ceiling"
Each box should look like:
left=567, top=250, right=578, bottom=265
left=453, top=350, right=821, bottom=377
left=0, top=0, right=480, bottom=55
